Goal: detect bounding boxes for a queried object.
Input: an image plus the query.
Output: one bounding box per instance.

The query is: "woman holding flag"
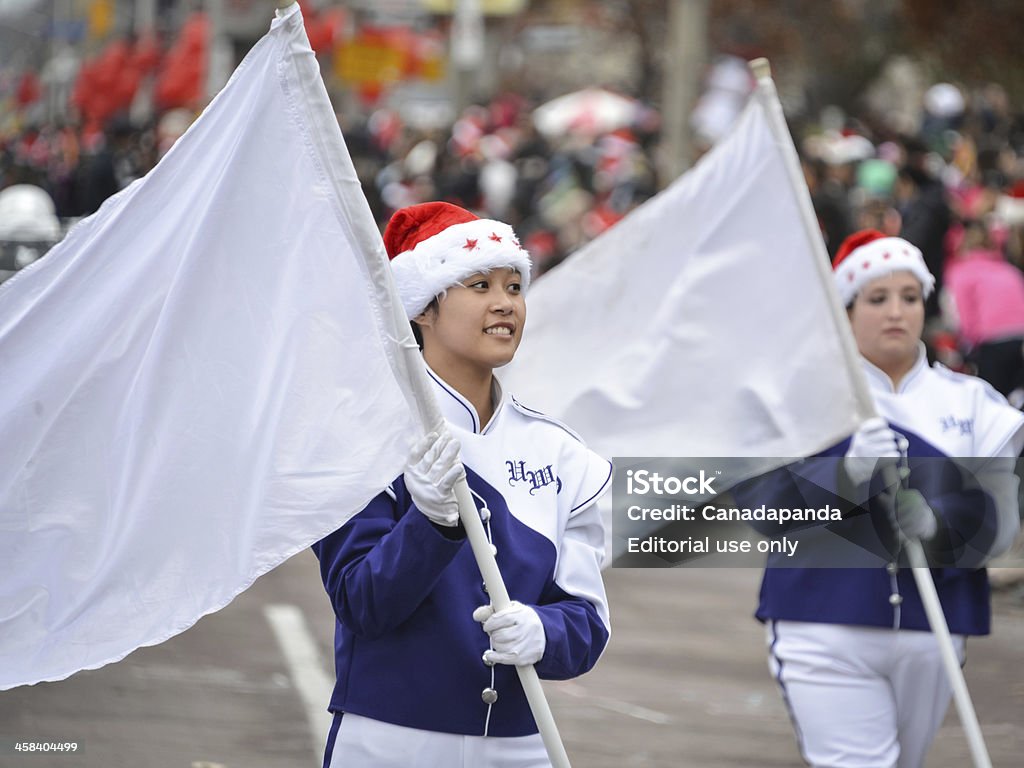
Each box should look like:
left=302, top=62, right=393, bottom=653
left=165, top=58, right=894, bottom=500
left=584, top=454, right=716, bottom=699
left=312, top=202, right=613, bottom=767
left=756, top=229, right=1024, bottom=767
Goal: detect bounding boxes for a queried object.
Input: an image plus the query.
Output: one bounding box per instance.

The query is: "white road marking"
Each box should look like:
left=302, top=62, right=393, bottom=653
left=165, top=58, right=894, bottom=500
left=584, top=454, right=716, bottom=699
left=128, top=663, right=289, bottom=693
left=593, top=698, right=673, bottom=724
left=554, top=680, right=672, bottom=724
left=264, top=603, right=334, bottom=761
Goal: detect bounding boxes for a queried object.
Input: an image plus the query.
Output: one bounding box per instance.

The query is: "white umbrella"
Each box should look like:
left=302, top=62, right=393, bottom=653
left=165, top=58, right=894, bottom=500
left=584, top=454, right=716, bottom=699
left=532, top=87, right=638, bottom=137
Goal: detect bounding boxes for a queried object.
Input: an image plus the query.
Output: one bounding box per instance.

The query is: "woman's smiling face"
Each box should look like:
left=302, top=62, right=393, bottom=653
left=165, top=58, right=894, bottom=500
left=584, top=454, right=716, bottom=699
left=416, top=267, right=526, bottom=375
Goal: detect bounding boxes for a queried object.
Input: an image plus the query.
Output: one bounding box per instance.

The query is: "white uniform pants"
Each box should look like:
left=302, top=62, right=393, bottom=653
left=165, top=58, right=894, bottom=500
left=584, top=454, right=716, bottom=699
left=324, top=713, right=550, bottom=768
left=767, top=621, right=966, bottom=768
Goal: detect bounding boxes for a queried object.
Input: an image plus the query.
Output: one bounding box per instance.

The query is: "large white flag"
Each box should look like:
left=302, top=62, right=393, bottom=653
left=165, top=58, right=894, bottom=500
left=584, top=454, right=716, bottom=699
left=503, top=81, right=872, bottom=464
left=0, top=5, right=419, bottom=690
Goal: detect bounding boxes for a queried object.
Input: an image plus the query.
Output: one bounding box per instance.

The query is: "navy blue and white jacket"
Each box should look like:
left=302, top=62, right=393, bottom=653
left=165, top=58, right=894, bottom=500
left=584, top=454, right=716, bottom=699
left=312, top=368, right=613, bottom=737
left=756, top=346, right=1024, bottom=636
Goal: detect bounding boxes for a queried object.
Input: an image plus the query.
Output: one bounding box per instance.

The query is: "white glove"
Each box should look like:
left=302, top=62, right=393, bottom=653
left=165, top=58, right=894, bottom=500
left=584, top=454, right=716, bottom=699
left=844, top=418, right=906, bottom=486
left=472, top=601, right=546, bottom=666
left=404, top=430, right=465, bottom=527
left=891, top=487, right=938, bottom=542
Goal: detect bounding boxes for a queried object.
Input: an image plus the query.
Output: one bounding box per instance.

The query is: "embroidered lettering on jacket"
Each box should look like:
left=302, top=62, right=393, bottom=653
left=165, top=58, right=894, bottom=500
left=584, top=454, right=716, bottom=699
left=506, top=460, right=562, bottom=495
left=939, top=415, right=973, bottom=436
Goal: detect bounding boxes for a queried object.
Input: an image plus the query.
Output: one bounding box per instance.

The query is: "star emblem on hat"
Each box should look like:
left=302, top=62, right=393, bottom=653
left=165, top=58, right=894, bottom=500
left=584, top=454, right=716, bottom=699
left=463, top=238, right=478, bottom=251
left=489, top=232, right=503, bottom=242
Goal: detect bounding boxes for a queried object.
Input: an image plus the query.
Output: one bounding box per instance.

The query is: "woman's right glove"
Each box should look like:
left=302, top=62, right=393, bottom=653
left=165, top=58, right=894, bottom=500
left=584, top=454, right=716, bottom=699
left=844, top=417, right=906, bottom=487
left=404, top=430, right=465, bottom=527
left=891, top=487, right=939, bottom=542
left=472, top=601, right=547, bottom=666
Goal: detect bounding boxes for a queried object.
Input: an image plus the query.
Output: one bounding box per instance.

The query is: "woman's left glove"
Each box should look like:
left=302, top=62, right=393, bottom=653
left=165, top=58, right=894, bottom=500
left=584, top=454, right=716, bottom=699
left=472, top=601, right=546, bottom=666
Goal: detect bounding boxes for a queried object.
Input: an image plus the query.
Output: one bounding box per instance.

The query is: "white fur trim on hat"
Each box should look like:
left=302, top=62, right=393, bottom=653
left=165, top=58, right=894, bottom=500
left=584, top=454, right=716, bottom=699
left=390, top=218, right=532, bottom=319
left=834, top=237, right=935, bottom=306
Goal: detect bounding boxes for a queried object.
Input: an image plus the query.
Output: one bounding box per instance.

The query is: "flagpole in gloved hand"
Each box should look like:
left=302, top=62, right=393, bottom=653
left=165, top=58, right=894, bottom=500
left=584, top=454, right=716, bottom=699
left=897, top=474, right=994, bottom=768
left=747, top=56, right=993, bottom=768
left=277, top=3, right=570, bottom=761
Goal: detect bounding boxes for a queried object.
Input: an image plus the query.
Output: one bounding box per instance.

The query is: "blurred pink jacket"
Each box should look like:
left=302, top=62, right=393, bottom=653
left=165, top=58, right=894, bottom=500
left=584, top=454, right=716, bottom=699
left=944, top=248, right=1024, bottom=348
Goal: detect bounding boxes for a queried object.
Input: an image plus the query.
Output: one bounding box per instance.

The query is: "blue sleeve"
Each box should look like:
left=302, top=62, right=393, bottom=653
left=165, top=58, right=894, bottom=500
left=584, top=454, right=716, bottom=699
left=896, top=457, right=1000, bottom=568
left=311, top=478, right=467, bottom=639
left=737, top=448, right=1002, bottom=566
left=532, top=585, right=609, bottom=680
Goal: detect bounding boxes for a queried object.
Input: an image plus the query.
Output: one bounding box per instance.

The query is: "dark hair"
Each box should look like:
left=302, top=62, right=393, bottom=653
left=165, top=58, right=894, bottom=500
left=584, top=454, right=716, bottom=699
left=898, top=164, right=932, bottom=188
left=411, top=298, right=439, bottom=350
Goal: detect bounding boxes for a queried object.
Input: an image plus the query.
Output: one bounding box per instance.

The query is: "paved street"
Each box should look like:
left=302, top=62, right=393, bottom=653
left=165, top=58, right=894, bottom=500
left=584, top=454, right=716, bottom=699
left=2, top=554, right=1022, bottom=767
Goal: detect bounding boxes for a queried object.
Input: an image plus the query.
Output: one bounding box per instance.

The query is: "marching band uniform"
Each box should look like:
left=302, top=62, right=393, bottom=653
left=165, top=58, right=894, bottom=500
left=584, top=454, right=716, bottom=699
left=756, top=231, right=1024, bottom=768
left=313, top=202, right=611, bottom=767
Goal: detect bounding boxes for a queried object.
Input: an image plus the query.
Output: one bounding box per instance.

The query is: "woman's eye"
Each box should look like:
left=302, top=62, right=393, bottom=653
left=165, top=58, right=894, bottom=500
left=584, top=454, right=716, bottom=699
left=868, top=294, right=887, bottom=304
left=469, top=280, right=488, bottom=290
left=508, top=283, right=522, bottom=294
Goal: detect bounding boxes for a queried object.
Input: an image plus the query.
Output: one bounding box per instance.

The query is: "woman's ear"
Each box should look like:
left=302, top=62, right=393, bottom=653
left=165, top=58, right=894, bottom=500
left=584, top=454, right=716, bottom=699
left=413, top=300, right=440, bottom=329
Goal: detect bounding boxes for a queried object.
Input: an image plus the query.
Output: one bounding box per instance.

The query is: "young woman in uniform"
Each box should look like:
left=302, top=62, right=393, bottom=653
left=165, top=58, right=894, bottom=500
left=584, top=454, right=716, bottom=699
left=758, top=229, right=1024, bottom=768
left=313, top=202, right=612, bottom=768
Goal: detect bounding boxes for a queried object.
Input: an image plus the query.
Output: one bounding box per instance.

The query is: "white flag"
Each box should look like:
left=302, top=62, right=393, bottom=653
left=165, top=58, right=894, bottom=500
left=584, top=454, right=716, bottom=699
left=503, top=83, right=872, bottom=465
left=0, top=5, right=418, bottom=690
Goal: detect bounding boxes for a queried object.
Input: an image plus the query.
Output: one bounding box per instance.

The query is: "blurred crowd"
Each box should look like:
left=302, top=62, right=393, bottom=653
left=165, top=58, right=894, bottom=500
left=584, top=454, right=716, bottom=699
left=796, top=81, right=1024, bottom=407
left=0, top=89, right=662, bottom=275
left=340, top=90, right=661, bottom=274
left=3, top=78, right=1024, bottom=407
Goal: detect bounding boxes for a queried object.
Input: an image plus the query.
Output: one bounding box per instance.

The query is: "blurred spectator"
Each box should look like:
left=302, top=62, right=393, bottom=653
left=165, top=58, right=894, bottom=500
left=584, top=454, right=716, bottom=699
left=895, top=162, right=951, bottom=317
left=942, top=219, right=1024, bottom=407
left=802, top=155, right=853, bottom=258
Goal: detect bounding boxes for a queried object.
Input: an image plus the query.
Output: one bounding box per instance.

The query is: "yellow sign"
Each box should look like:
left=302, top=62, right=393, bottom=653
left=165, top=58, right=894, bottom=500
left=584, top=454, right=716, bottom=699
left=335, top=33, right=446, bottom=86
left=335, top=42, right=405, bottom=86
left=419, top=53, right=445, bottom=82
left=88, top=0, right=114, bottom=40
left=420, top=0, right=527, bottom=16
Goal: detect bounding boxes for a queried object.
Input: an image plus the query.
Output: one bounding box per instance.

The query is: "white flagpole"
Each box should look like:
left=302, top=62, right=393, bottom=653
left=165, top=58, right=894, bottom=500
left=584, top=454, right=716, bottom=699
left=903, top=538, right=993, bottom=768
left=276, top=3, right=571, bottom=763
left=748, top=58, right=993, bottom=768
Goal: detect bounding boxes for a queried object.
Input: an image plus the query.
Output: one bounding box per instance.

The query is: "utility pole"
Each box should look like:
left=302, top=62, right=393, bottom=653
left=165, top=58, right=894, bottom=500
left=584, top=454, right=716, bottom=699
left=206, top=0, right=234, bottom=101
left=451, top=0, right=484, bottom=114
left=660, top=0, right=709, bottom=188
left=135, top=0, right=156, bottom=33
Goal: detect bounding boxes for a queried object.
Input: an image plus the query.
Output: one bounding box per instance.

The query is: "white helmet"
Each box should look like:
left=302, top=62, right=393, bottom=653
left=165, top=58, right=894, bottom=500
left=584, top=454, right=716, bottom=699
left=0, top=184, right=61, bottom=242
left=0, top=184, right=62, bottom=273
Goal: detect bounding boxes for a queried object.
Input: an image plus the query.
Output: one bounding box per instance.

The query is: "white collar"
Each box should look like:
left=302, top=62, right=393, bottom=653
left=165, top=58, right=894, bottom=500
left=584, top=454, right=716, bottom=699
left=424, top=364, right=505, bottom=434
left=860, top=342, right=929, bottom=394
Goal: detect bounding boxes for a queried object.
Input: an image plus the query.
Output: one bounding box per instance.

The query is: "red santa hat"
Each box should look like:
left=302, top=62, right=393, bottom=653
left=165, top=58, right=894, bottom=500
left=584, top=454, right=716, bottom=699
left=383, top=202, right=532, bottom=319
left=831, top=229, right=935, bottom=306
